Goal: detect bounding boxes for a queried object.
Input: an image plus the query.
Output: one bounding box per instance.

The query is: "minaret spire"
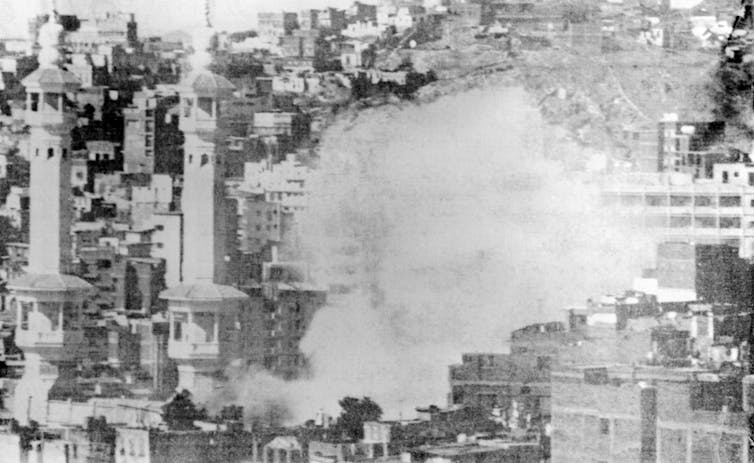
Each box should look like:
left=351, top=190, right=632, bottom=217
left=37, top=0, right=62, bottom=69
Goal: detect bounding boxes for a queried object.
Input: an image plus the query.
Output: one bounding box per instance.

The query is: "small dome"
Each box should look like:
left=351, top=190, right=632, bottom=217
left=22, top=67, right=81, bottom=93
left=178, top=70, right=236, bottom=98
left=160, top=282, right=248, bottom=302
left=8, top=273, right=93, bottom=292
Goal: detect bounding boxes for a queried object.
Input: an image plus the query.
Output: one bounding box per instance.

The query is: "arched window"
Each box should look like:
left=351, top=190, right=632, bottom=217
left=200, top=154, right=209, bottom=166
left=47, top=148, right=54, bottom=159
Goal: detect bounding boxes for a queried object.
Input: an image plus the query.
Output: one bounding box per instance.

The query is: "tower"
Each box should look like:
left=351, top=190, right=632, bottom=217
left=160, top=7, right=249, bottom=397
left=6, top=9, right=92, bottom=424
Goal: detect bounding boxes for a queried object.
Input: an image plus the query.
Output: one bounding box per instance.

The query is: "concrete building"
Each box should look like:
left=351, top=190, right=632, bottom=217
left=242, top=154, right=311, bottom=214
left=241, top=261, right=326, bottom=379
left=448, top=353, right=551, bottom=420
left=123, top=90, right=181, bottom=176
left=551, top=365, right=749, bottom=462
left=6, top=12, right=93, bottom=425
left=115, top=426, right=257, bottom=463
left=160, top=26, right=250, bottom=395
left=601, top=164, right=754, bottom=258
left=658, top=116, right=726, bottom=178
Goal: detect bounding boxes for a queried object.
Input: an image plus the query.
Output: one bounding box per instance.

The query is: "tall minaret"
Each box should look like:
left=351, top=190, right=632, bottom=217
left=179, top=19, right=232, bottom=285
left=160, top=2, right=249, bottom=397
left=7, top=7, right=92, bottom=425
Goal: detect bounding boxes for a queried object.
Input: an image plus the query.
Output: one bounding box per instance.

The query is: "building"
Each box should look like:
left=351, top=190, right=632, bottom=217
left=123, top=90, right=182, bottom=176
left=114, top=426, right=257, bottom=463
left=5, top=12, right=93, bottom=425
left=448, top=353, right=551, bottom=420
left=241, top=260, right=326, bottom=379
left=601, top=164, right=754, bottom=258
left=657, top=116, right=726, bottom=178
left=242, top=154, right=311, bottom=214
left=65, top=12, right=138, bottom=52
left=551, top=365, right=749, bottom=462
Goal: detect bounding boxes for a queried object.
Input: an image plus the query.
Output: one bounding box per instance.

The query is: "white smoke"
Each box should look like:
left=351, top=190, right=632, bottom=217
left=216, top=85, right=653, bottom=424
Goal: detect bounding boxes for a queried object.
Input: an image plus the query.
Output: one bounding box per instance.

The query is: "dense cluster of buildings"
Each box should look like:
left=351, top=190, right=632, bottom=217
left=2, top=0, right=754, bottom=462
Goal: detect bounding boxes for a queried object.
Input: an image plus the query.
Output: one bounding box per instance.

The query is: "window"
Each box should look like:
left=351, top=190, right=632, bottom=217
left=670, top=195, right=691, bottom=206
left=145, top=135, right=153, bottom=147
left=183, top=98, right=193, bottom=117
left=30, top=93, right=39, bottom=112
left=723, top=171, right=729, bottom=183
left=599, top=418, right=610, bottom=435
left=188, top=154, right=193, bottom=164
left=749, top=172, right=754, bottom=186
left=670, top=216, right=691, bottom=228
left=720, top=217, right=741, bottom=229
left=62, top=148, right=67, bottom=160
left=197, top=97, right=214, bottom=118
left=720, top=196, right=741, bottom=207
left=695, top=196, right=714, bottom=207
left=694, top=216, right=716, bottom=228
left=174, top=320, right=182, bottom=340
left=646, top=195, right=667, bottom=207
left=201, top=154, right=209, bottom=166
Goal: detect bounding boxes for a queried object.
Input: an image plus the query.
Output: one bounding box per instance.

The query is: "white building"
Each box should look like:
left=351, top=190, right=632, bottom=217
left=602, top=163, right=754, bottom=258
left=242, top=154, right=311, bottom=213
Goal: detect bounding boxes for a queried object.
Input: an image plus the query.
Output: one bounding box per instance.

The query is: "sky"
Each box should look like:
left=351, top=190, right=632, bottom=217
left=0, top=0, right=706, bottom=38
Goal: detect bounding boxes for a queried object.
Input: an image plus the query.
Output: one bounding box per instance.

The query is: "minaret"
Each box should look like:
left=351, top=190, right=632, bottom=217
left=160, top=3, right=249, bottom=397
left=7, top=8, right=92, bottom=424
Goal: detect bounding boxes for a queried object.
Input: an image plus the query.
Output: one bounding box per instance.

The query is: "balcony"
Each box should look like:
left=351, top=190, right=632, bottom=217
left=168, top=340, right=220, bottom=361
left=15, top=328, right=84, bottom=359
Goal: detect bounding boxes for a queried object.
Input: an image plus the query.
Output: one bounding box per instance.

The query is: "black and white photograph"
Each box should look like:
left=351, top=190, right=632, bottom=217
left=0, top=0, right=750, bottom=461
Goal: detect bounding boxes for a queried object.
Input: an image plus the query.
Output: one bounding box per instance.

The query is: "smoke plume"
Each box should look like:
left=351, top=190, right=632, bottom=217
left=216, top=85, right=653, bottom=425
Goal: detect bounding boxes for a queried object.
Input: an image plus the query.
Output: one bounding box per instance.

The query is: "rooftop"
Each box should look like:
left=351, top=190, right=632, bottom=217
left=160, top=282, right=249, bottom=301
left=8, top=273, right=93, bottom=292
left=178, top=70, right=236, bottom=97
left=21, top=67, right=81, bottom=92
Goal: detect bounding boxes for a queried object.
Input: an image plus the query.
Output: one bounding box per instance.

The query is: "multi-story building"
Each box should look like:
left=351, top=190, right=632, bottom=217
left=258, top=12, right=299, bottom=44
left=448, top=353, right=551, bottom=418
left=65, top=12, right=138, bottom=53
left=241, top=260, right=326, bottom=379
left=6, top=12, right=93, bottom=424
left=602, top=163, right=754, bottom=258
left=299, top=9, right=320, bottom=30
left=242, top=154, right=311, bottom=214
left=657, top=116, right=726, bottom=178
left=114, top=426, right=257, bottom=463
left=123, top=90, right=181, bottom=176
left=551, top=365, right=749, bottom=462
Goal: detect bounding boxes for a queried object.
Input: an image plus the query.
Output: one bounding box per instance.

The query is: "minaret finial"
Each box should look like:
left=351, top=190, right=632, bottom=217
left=190, top=0, right=214, bottom=72
left=205, top=0, right=212, bottom=28
left=37, top=0, right=62, bottom=68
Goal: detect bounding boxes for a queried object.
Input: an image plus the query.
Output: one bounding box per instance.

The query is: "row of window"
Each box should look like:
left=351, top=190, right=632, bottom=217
left=187, top=153, right=221, bottom=166
left=612, top=195, right=746, bottom=208
left=35, top=147, right=68, bottom=160
left=645, top=216, right=743, bottom=229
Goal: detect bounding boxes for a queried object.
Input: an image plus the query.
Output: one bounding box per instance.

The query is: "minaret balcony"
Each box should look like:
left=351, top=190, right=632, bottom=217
left=15, top=327, right=83, bottom=356
left=168, top=339, right=220, bottom=361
